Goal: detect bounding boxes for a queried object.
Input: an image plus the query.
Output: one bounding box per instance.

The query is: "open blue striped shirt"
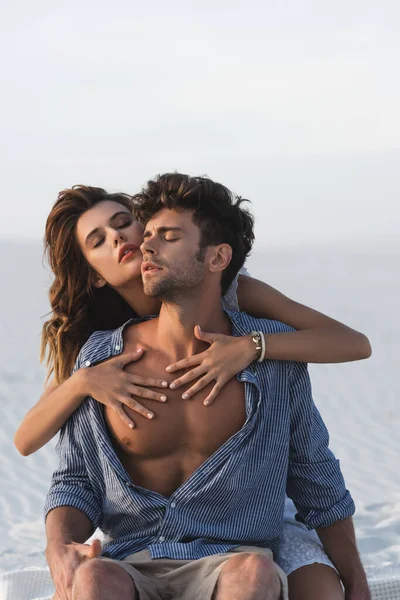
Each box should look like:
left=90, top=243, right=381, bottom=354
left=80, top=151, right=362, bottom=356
left=44, top=311, right=355, bottom=561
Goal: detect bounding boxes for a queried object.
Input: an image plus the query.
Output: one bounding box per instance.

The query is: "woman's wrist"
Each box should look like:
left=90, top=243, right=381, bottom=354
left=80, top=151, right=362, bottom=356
left=249, top=331, right=267, bottom=362
left=244, top=334, right=260, bottom=363
left=71, top=368, right=92, bottom=399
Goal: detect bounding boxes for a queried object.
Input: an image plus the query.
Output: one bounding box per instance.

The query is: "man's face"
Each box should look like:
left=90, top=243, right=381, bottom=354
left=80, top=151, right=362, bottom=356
left=140, top=208, right=208, bottom=299
left=76, top=200, right=144, bottom=289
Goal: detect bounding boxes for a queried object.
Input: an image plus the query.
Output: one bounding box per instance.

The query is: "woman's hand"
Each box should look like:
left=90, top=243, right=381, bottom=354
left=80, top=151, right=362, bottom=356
left=166, top=326, right=258, bottom=405
left=77, top=348, right=168, bottom=428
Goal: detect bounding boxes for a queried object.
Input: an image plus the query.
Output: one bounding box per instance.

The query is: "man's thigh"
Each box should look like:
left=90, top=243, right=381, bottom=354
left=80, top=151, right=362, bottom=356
left=101, top=546, right=288, bottom=600
left=165, top=546, right=288, bottom=600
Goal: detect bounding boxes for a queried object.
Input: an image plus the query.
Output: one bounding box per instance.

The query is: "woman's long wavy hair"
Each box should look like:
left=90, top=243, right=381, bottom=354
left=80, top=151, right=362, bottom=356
left=41, top=186, right=135, bottom=384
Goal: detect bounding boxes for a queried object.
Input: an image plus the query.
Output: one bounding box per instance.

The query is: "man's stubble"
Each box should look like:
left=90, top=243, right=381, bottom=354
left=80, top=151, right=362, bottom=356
left=143, top=247, right=207, bottom=303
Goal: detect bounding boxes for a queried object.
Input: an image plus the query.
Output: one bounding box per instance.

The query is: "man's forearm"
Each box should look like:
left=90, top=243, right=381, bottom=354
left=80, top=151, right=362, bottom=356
left=317, top=517, right=369, bottom=593
left=46, top=506, right=94, bottom=549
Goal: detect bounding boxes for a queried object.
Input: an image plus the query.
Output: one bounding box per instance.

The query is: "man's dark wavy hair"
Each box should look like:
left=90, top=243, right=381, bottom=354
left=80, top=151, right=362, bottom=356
left=133, top=173, right=255, bottom=295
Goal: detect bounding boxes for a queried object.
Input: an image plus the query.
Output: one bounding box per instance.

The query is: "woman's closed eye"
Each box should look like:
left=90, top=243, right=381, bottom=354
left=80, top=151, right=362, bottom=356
left=118, top=218, right=133, bottom=229
left=93, top=237, right=105, bottom=248
left=93, top=219, right=133, bottom=248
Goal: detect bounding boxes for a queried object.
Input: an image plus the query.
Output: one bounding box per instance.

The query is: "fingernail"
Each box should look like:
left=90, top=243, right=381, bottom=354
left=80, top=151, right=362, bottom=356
left=137, top=347, right=143, bottom=353
left=129, top=423, right=134, bottom=428
left=198, top=325, right=202, bottom=331
left=166, top=366, right=172, bottom=372
left=170, top=383, right=176, bottom=389
left=204, top=400, right=210, bottom=406
left=161, top=395, right=167, bottom=401
left=147, top=412, right=154, bottom=419
left=162, top=381, right=168, bottom=387
left=182, top=393, right=189, bottom=399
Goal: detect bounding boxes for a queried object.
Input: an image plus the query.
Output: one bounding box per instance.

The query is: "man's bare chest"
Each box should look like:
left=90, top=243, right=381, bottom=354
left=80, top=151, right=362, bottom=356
left=104, top=352, right=247, bottom=460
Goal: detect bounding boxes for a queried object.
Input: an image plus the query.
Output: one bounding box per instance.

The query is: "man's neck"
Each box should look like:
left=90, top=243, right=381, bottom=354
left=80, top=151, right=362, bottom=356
left=156, top=290, right=231, bottom=362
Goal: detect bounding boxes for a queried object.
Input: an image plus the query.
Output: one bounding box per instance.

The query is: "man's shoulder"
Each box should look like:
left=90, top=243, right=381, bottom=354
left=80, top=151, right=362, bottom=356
left=73, top=317, right=146, bottom=372
left=228, top=310, right=296, bottom=336
left=75, top=329, right=115, bottom=369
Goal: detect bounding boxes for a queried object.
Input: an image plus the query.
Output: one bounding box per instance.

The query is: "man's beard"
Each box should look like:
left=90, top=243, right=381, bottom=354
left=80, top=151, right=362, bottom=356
left=143, top=247, right=206, bottom=300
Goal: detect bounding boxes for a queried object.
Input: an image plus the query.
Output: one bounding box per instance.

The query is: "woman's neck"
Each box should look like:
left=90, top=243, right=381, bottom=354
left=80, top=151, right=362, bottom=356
left=117, top=279, right=161, bottom=317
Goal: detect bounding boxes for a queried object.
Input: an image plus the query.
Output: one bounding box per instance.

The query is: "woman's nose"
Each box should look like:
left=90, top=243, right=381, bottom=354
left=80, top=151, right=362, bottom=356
left=113, top=231, right=126, bottom=246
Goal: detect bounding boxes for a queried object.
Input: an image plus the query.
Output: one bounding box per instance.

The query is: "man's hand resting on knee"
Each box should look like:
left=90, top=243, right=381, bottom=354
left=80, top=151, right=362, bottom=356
left=46, top=539, right=101, bottom=600
left=45, top=507, right=101, bottom=600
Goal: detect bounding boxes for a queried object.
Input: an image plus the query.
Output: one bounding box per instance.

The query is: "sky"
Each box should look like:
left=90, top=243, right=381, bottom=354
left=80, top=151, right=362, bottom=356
left=1, top=0, right=399, bottom=247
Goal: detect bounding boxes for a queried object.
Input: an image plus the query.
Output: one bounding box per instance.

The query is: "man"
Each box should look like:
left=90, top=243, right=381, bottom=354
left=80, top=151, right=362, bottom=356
left=45, top=173, right=369, bottom=600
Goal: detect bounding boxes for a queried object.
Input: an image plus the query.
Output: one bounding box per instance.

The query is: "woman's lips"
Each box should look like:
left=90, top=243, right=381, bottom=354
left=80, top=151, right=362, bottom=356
left=120, top=249, right=137, bottom=263
left=119, top=244, right=139, bottom=263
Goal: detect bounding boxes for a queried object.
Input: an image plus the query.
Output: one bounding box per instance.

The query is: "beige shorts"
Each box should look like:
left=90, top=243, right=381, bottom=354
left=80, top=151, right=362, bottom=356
left=103, top=545, right=288, bottom=600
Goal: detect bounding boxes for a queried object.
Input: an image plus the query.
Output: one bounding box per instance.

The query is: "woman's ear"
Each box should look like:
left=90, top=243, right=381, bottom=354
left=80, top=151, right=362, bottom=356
left=92, top=274, right=107, bottom=288
left=209, top=244, right=232, bottom=273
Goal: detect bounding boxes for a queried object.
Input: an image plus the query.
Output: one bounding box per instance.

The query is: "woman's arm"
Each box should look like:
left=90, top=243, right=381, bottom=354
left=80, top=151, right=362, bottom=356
left=14, top=373, right=87, bottom=456
left=166, top=275, right=372, bottom=404
left=14, top=351, right=169, bottom=456
left=237, top=275, right=371, bottom=363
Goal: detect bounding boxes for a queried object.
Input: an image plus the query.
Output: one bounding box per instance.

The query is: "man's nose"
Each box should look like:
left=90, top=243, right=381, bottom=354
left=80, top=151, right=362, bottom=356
left=140, top=237, right=156, bottom=255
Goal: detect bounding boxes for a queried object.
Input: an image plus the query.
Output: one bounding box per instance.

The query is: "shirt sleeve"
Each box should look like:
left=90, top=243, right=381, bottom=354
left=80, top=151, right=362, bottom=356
left=43, top=408, right=102, bottom=532
left=221, top=265, right=251, bottom=312
left=286, top=361, right=355, bottom=529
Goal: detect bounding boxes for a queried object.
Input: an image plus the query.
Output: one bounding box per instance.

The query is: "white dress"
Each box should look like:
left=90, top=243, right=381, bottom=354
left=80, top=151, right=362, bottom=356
left=222, top=267, right=336, bottom=576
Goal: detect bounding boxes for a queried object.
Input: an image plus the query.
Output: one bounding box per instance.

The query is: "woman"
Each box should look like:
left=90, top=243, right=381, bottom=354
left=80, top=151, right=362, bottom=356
left=15, top=184, right=371, bottom=600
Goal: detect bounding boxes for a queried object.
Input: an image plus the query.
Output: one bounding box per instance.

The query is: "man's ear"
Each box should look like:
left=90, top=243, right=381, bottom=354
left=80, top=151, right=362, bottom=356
left=208, top=244, right=232, bottom=273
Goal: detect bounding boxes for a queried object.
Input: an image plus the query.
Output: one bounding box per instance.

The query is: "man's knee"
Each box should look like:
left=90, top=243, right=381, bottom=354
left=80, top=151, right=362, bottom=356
left=73, top=558, right=135, bottom=597
left=74, top=558, right=114, bottom=583
left=220, top=551, right=278, bottom=585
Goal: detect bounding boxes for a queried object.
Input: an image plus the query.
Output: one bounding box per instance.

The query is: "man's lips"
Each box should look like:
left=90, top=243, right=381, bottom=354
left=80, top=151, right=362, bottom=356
left=119, top=244, right=139, bottom=263
left=142, top=262, right=163, bottom=275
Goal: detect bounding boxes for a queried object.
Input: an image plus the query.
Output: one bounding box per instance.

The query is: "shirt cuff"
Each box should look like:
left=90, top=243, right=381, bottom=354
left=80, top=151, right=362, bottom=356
left=44, top=490, right=101, bottom=532
left=296, top=490, right=356, bottom=530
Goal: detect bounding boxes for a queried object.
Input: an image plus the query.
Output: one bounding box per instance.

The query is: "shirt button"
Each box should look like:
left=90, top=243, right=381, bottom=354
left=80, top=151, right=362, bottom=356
left=170, top=502, right=176, bottom=509
left=159, top=536, right=165, bottom=542
left=115, top=345, right=121, bottom=351
left=85, top=360, right=91, bottom=367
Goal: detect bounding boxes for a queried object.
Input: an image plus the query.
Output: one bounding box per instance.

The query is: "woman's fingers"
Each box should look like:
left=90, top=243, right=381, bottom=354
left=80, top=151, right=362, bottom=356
left=165, top=354, right=204, bottom=373
left=181, top=374, right=214, bottom=400
left=128, top=384, right=167, bottom=403
left=169, top=366, right=207, bottom=390
left=202, top=381, right=226, bottom=406
left=119, top=396, right=155, bottom=420
left=110, top=348, right=144, bottom=368
left=114, top=405, right=136, bottom=429
left=194, top=325, right=219, bottom=345
left=128, top=374, right=169, bottom=389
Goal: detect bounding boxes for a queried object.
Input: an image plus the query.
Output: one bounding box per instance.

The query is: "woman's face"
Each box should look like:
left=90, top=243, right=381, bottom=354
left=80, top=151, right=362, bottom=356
left=76, top=200, right=144, bottom=289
